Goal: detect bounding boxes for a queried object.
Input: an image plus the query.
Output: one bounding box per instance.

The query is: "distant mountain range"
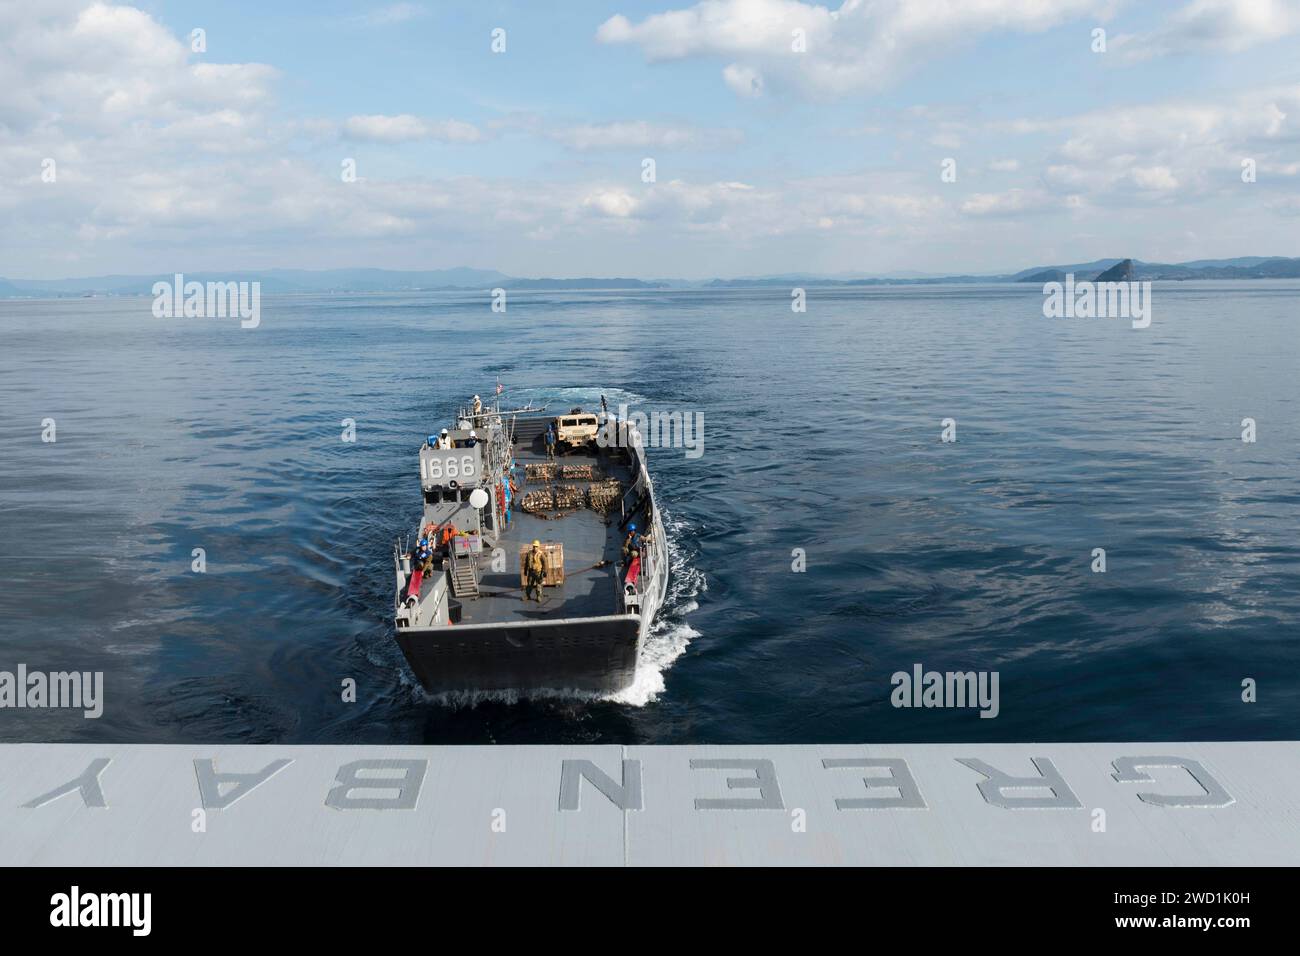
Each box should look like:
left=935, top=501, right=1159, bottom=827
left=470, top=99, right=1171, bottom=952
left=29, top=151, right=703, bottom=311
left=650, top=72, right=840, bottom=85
left=1009, top=257, right=1300, bottom=283
left=3, top=257, right=1299, bottom=298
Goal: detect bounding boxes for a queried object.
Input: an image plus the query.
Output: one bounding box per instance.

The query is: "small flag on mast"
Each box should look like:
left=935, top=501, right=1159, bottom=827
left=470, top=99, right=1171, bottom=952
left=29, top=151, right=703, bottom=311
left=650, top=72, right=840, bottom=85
left=495, top=379, right=504, bottom=395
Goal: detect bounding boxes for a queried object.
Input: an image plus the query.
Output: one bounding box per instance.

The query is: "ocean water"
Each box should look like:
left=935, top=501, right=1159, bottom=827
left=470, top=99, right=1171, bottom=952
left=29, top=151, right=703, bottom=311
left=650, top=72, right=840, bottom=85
left=1, top=282, right=1298, bottom=744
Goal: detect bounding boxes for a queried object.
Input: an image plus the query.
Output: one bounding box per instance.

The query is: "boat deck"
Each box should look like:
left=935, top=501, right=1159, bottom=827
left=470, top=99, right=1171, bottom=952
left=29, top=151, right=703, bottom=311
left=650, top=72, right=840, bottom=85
left=449, top=424, right=634, bottom=627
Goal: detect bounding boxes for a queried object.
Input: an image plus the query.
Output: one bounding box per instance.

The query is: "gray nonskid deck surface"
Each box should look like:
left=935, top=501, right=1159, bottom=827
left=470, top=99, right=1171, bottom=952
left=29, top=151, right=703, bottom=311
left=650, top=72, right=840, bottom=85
left=1, top=742, right=1296, bottom=866
left=458, top=508, right=619, bottom=625
left=453, top=438, right=631, bottom=627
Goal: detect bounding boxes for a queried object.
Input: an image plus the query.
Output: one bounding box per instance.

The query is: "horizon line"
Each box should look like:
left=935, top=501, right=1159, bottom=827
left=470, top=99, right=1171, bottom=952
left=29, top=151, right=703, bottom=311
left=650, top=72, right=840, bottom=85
left=5, top=253, right=1299, bottom=286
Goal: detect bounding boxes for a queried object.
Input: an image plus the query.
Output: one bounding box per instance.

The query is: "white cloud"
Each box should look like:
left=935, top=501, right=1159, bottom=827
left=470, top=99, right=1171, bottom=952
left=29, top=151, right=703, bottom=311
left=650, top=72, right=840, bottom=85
left=353, top=4, right=429, bottom=26
left=723, top=64, right=764, bottom=97
left=569, top=172, right=955, bottom=243
left=583, top=189, right=642, bottom=218
left=1270, top=195, right=1300, bottom=216
left=0, top=1, right=276, bottom=137
left=597, top=0, right=1107, bottom=97
left=1113, top=0, right=1300, bottom=59
left=6, top=2, right=1300, bottom=280
left=0, top=0, right=943, bottom=274
left=1129, top=165, right=1180, bottom=192
left=961, top=188, right=1056, bottom=217
left=1042, top=86, right=1300, bottom=200
left=342, top=114, right=484, bottom=143
left=545, top=120, right=743, bottom=150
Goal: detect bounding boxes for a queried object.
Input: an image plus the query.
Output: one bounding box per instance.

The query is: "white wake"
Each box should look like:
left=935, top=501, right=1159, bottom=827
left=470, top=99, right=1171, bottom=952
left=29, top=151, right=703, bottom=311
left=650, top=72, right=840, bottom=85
left=601, top=506, right=704, bottom=706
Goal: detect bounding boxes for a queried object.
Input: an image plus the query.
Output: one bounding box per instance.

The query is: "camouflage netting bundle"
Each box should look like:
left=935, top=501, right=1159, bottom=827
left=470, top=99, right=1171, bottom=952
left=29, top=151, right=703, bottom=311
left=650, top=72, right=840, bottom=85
left=553, top=484, right=585, bottom=510
left=520, top=488, right=555, bottom=514
left=519, top=469, right=624, bottom=517
left=587, top=478, right=622, bottom=512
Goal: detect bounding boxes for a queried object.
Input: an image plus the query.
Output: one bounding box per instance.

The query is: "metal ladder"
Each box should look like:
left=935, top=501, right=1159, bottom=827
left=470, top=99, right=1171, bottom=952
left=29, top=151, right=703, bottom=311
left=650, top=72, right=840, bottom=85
left=449, top=547, right=479, bottom=598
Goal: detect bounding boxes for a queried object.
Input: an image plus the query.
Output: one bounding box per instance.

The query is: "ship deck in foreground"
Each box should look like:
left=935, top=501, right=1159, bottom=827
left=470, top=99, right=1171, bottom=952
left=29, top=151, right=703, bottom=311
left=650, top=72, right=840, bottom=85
left=3, top=742, right=1294, bottom=866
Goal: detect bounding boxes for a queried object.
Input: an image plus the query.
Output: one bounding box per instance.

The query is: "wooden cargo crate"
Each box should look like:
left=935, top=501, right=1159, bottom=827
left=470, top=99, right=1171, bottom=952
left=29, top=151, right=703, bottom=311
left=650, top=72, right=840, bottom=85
left=519, top=542, right=565, bottom=586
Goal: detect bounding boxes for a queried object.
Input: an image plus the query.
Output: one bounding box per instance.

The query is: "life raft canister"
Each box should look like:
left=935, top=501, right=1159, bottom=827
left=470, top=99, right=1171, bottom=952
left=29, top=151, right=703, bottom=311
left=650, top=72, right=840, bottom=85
left=406, top=567, right=425, bottom=600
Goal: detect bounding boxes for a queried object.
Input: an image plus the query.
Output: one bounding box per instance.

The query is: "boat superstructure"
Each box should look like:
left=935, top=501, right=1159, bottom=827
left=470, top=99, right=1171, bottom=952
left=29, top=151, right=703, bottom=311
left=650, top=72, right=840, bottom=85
left=392, top=393, right=668, bottom=694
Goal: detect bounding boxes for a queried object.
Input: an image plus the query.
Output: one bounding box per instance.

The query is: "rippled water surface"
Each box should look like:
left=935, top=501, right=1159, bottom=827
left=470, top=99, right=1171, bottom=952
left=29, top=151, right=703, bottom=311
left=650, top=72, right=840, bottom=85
left=1, top=282, right=1298, bottom=744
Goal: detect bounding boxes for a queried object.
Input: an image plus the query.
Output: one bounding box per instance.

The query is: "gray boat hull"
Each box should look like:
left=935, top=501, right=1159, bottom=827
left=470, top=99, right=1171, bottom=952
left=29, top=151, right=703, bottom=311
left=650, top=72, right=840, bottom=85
left=396, top=614, right=642, bottom=694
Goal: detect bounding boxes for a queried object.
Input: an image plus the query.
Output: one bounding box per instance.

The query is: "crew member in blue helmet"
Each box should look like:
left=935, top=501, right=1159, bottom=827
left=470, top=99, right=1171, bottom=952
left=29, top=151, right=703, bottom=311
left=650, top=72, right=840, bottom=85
left=414, top=537, right=434, bottom=574
left=621, top=523, right=642, bottom=565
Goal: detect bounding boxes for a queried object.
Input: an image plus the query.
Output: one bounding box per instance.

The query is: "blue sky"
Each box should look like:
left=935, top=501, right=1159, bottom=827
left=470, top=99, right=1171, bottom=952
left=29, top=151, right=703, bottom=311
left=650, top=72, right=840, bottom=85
left=3, top=0, right=1300, bottom=278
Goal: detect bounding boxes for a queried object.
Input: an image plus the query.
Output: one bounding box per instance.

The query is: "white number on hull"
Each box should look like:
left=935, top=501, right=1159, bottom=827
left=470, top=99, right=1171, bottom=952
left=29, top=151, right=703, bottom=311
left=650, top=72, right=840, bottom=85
left=421, top=455, right=477, bottom=484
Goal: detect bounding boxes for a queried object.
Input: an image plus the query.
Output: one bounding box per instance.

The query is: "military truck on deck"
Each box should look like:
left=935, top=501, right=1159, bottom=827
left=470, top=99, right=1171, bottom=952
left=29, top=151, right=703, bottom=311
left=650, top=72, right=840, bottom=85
left=555, top=409, right=600, bottom=449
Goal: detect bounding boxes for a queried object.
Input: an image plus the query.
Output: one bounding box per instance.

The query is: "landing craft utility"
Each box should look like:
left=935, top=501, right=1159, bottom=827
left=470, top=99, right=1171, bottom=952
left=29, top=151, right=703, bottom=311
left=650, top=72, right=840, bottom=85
left=391, top=392, right=668, bottom=694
